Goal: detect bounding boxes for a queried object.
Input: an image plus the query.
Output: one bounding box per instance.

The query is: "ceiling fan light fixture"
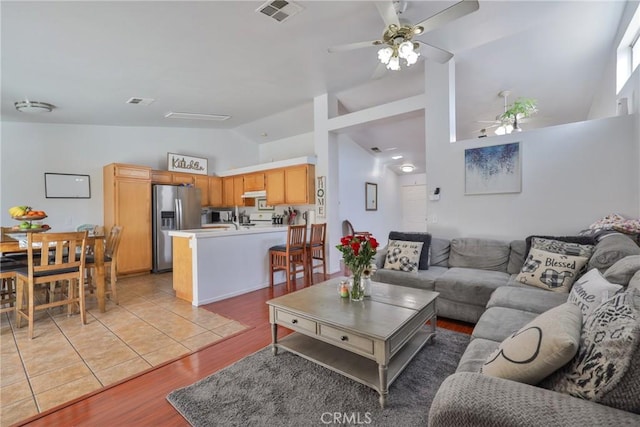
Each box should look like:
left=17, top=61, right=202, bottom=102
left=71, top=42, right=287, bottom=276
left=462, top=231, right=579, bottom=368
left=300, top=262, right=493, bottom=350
left=387, top=55, right=401, bottom=71
left=377, top=47, right=393, bottom=64
left=14, top=100, right=55, bottom=113
left=397, top=40, right=414, bottom=57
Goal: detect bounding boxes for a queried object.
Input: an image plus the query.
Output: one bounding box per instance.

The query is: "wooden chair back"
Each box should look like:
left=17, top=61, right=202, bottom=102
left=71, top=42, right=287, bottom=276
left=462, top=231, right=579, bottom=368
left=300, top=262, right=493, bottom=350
left=309, top=223, right=326, bottom=247
left=105, top=225, right=123, bottom=260
left=287, top=224, right=307, bottom=253
left=26, top=231, right=88, bottom=281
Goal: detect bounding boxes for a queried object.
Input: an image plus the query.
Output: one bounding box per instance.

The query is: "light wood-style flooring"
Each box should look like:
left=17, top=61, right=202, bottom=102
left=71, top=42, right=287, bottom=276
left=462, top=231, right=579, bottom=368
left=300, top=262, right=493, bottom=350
left=11, top=272, right=474, bottom=426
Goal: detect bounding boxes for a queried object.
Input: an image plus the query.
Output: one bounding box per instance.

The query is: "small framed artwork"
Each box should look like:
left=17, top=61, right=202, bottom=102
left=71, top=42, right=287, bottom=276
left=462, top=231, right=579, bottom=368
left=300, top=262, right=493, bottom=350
left=257, top=198, right=275, bottom=211
left=365, top=182, right=378, bottom=211
left=465, top=142, right=522, bottom=195
left=44, top=173, right=91, bottom=198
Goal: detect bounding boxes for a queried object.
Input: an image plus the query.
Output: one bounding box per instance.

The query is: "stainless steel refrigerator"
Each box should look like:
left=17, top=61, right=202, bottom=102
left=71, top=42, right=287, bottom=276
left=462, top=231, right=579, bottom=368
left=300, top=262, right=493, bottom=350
left=152, top=185, right=202, bottom=272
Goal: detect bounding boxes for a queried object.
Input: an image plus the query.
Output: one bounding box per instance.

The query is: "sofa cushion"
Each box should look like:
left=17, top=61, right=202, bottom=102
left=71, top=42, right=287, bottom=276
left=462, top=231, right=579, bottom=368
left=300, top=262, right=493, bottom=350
left=448, top=238, right=510, bottom=273
left=429, top=238, right=450, bottom=267
left=507, top=240, right=527, bottom=274
left=604, top=255, right=640, bottom=286
left=388, top=231, right=431, bottom=270
left=630, top=270, right=640, bottom=292
left=482, top=302, right=582, bottom=385
left=472, top=307, right=539, bottom=342
left=456, top=338, right=500, bottom=373
left=515, top=248, right=589, bottom=293
left=588, top=233, right=640, bottom=271
left=568, top=268, right=623, bottom=317
left=487, top=286, right=568, bottom=314
left=372, top=266, right=447, bottom=291
left=383, top=240, right=423, bottom=273
left=435, top=267, right=510, bottom=306
left=542, top=290, right=640, bottom=414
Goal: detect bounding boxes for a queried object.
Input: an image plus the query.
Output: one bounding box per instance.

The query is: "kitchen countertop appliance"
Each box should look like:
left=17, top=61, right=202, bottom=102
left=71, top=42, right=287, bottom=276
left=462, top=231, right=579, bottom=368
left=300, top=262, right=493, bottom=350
left=152, top=184, right=202, bottom=272
left=249, top=213, right=274, bottom=227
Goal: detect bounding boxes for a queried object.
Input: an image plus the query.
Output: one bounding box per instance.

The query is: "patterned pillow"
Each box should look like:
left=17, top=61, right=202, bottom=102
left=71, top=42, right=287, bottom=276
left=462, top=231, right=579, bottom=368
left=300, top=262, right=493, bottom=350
left=568, top=268, right=623, bottom=317
left=516, top=248, right=589, bottom=293
left=482, top=302, right=582, bottom=385
left=542, top=290, right=640, bottom=414
left=530, top=237, right=595, bottom=258
left=383, top=240, right=423, bottom=273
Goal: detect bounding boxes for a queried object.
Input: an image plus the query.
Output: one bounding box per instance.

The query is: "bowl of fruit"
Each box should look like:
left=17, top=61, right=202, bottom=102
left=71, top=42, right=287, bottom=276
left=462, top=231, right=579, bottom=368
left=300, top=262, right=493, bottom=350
left=9, top=206, right=48, bottom=221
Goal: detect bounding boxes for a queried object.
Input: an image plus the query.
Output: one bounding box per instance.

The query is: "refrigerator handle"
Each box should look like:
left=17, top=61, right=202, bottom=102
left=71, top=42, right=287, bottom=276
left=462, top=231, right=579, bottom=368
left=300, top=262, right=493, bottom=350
left=175, top=199, right=182, bottom=230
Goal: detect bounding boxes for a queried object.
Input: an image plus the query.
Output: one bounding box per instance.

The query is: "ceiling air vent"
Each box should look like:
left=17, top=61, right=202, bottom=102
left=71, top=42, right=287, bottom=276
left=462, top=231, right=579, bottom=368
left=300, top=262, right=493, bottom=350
left=126, top=97, right=155, bottom=106
left=370, top=147, right=382, bottom=153
left=256, top=0, right=304, bottom=23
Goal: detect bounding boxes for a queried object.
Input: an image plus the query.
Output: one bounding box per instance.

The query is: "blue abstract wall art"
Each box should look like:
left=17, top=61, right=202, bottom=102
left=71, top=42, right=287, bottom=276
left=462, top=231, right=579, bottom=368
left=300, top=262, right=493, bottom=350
left=465, top=142, right=521, bottom=195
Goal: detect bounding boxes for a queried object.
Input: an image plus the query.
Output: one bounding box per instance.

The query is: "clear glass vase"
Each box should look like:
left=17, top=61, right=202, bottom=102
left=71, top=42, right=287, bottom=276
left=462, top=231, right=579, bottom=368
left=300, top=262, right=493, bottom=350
left=350, top=273, right=365, bottom=302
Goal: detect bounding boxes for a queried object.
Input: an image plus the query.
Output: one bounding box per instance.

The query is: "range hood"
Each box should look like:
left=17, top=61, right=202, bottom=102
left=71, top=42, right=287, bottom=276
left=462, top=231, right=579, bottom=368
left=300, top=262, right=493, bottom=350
left=241, top=190, right=267, bottom=199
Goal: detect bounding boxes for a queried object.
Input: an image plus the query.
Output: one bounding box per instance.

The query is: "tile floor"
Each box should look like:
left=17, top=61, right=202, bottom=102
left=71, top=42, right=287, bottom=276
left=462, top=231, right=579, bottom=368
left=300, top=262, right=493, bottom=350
left=0, top=273, right=248, bottom=426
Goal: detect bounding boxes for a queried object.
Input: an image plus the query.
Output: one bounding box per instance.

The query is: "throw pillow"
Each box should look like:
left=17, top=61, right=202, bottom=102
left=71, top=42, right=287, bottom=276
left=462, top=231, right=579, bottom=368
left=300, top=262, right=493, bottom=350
left=603, top=255, right=640, bottom=286
left=567, top=268, right=623, bottom=317
left=482, top=302, right=582, bottom=385
left=525, top=235, right=595, bottom=259
left=388, top=232, right=431, bottom=270
left=542, top=290, right=640, bottom=414
left=588, top=233, right=640, bottom=271
left=516, top=248, right=589, bottom=293
left=530, top=237, right=595, bottom=258
left=383, top=240, right=423, bottom=273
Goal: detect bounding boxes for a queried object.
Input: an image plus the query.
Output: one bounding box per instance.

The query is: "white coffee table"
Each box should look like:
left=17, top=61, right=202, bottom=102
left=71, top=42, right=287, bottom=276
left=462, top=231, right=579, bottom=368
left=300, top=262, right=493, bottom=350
left=267, top=279, right=438, bottom=407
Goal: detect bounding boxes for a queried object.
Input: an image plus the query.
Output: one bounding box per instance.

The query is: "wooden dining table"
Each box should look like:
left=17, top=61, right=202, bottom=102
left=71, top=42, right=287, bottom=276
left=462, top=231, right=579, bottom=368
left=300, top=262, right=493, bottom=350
left=1, top=230, right=108, bottom=313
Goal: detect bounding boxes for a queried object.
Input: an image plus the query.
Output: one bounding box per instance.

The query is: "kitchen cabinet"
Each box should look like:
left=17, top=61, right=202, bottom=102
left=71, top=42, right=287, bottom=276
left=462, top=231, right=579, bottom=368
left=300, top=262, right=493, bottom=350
left=244, top=173, right=265, bottom=191
left=266, top=169, right=285, bottom=205
left=285, top=165, right=314, bottom=204
left=222, top=177, right=235, bottom=207
left=103, top=163, right=152, bottom=275
left=171, top=172, right=195, bottom=185
left=208, top=176, right=223, bottom=207
left=194, top=175, right=209, bottom=207
left=151, top=170, right=173, bottom=184
left=221, top=175, right=254, bottom=207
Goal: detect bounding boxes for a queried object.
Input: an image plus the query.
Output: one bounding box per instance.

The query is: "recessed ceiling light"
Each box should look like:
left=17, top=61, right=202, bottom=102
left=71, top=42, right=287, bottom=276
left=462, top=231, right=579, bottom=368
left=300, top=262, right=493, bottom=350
left=14, top=100, right=55, bottom=113
left=400, top=164, right=415, bottom=173
left=391, top=155, right=403, bottom=160
left=165, top=112, right=231, bottom=121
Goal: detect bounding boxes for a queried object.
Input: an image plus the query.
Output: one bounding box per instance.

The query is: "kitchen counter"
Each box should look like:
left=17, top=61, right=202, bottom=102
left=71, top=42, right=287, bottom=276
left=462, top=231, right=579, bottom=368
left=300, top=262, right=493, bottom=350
left=169, top=226, right=291, bottom=305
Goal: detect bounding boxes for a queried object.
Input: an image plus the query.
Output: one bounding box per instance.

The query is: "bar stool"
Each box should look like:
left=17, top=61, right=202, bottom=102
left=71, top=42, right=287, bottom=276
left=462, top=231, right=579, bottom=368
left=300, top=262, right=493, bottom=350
left=269, top=224, right=308, bottom=292
left=85, top=225, right=123, bottom=304
left=0, top=258, right=26, bottom=313
left=307, top=223, right=327, bottom=285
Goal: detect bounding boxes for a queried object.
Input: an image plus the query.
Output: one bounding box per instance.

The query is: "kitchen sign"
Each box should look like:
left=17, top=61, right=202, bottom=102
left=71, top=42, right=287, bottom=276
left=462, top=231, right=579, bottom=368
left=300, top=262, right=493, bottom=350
left=316, top=175, right=326, bottom=218
left=167, top=153, right=208, bottom=175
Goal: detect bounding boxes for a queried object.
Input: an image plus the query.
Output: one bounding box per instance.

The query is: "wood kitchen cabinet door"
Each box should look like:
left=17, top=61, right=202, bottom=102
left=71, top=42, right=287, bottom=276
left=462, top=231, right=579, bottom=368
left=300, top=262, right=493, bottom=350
left=151, top=170, right=173, bottom=184
left=266, top=169, right=285, bottom=205
left=171, top=173, right=195, bottom=185
left=244, top=173, right=265, bottom=191
left=222, top=177, right=235, bottom=207
left=194, top=175, right=209, bottom=207
left=285, top=165, right=315, bottom=204
left=103, top=163, right=152, bottom=276
left=208, top=176, right=223, bottom=207
left=233, top=175, right=245, bottom=206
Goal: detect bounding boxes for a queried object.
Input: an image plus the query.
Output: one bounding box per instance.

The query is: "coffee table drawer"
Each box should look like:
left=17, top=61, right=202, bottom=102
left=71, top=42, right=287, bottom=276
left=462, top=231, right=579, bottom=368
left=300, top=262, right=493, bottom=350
left=275, top=310, right=316, bottom=334
left=319, top=325, right=374, bottom=354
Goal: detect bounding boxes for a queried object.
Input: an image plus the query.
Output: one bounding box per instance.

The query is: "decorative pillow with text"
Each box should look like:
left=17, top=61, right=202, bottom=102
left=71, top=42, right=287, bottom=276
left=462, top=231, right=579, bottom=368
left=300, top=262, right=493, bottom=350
left=516, top=248, right=589, bottom=293
left=383, top=240, right=423, bottom=273
left=568, top=268, right=623, bottom=317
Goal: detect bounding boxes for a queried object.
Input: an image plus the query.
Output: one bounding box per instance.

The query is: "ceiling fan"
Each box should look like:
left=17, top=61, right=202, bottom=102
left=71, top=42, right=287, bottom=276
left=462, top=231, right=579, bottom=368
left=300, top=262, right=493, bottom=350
left=477, top=90, right=537, bottom=136
left=328, top=0, right=479, bottom=75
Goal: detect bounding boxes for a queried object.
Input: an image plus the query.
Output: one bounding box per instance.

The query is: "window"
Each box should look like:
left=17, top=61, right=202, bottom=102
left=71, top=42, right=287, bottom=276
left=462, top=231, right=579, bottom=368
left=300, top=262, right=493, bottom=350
left=616, top=4, right=640, bottom=93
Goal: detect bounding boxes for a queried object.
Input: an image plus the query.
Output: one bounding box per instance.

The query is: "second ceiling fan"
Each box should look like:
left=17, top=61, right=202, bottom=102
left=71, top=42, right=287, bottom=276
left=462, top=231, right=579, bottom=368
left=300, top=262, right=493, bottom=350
left=328, top=0, right=479, bottom=75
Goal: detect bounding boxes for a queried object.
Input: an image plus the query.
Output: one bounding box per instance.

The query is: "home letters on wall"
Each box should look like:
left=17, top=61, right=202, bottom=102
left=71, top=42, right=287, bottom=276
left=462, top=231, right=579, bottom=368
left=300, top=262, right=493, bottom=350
left=167, top=153, right=208, bottom=175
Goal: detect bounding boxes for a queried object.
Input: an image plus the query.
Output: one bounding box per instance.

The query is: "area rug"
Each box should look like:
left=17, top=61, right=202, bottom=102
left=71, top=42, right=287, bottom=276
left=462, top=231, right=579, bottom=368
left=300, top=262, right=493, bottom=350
left=167, top=328, right=470, bottom=427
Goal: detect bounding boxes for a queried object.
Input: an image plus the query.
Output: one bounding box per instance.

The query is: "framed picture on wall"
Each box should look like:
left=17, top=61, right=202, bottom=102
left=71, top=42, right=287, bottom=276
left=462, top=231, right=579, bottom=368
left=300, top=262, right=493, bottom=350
left=365, top=182, right=377, bottom=211
left=257, top=198, right=275, bottom=211
left=464, top=142, right=521, bottom=195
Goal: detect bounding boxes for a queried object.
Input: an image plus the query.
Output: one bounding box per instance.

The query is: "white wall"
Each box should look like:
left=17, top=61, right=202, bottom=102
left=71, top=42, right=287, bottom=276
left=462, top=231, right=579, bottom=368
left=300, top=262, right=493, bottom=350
left=0, top=122, right=258, bottom=230
left=425, top=114, right=639, bottom=240
left=258, top=132, right=314, bottom=163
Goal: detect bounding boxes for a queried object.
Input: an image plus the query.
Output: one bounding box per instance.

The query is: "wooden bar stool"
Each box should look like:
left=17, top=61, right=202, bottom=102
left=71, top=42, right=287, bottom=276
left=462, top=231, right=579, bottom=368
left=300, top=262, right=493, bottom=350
left=307, top=223, right=327, bottom=285
left=0, top=258, right=27, bottom=313
left=269, top=224, right=308, bottom=292
left=85, top=225, right=123, bottom=305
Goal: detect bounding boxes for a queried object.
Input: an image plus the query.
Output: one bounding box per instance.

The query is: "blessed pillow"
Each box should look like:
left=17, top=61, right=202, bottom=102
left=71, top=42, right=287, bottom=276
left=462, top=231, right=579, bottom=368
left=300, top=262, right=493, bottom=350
left=482, top=302, right=582, bottom=385
left=542, top=290, right=640, bottom=414
left=568, top=268, right=623, bottom=317
left=516, top=248, right=589, bottom=293
left=383, top=240, right=423, bottom=273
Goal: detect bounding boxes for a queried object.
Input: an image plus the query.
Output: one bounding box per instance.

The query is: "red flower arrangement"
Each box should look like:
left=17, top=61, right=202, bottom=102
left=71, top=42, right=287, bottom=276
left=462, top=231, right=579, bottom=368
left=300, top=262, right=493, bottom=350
left=336, top=234, right=379, bottom=300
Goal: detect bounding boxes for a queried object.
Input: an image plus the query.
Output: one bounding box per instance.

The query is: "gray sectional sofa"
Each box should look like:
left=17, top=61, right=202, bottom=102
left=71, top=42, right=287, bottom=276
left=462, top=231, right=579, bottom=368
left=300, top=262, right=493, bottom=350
left=371, top=230, right=640, bottom=425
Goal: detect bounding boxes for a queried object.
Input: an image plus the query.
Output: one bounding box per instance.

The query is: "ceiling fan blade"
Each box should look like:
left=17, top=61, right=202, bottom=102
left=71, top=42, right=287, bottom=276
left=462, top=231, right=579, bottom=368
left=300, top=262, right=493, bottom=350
left=414, top=0, right=479, bottom=34
left=375, top=1, right=400, bottom=28
left=328, top=40, right=381, bottom=53
left=371, top=62, right=388, bottom=80
left=416, top=41, right=453, bottom=64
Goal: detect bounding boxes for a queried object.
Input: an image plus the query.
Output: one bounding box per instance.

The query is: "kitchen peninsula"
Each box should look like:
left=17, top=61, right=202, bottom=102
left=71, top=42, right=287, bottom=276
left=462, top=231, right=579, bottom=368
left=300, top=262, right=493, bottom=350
left=169, top=227, right=289, bottom=305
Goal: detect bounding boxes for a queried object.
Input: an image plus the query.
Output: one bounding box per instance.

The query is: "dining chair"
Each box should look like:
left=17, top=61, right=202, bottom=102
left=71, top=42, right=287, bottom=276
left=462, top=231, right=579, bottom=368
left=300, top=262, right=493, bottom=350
left=307, top=223, right=327, bottom=285
left=342, top=220, right=371, bottom=238
left=15, top=231, right=88, bottom=339
left=85, top=225, right=123, bottom=305
left=0, top=258, right=27, bottom=313
left=269, top=224, right=308, bottom=292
